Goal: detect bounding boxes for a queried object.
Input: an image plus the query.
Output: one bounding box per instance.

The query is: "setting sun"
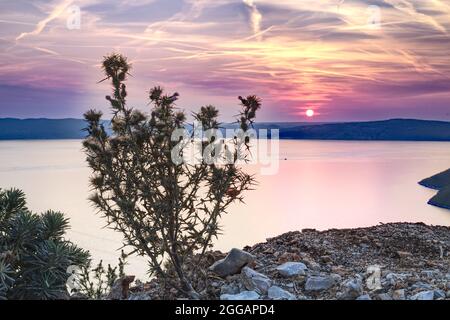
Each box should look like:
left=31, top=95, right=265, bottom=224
left=306, top=109, right=315, bottom=117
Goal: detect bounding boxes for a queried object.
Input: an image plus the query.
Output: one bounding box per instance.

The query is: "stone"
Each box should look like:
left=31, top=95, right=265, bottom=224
left=209, top=248, right=255, bottom=278
left=267, top=286, right=296, bottom=300
left=365, top=265, right=382, bottom=291
left=305, top=260, right=321, bottom=271
left=275, top=262, right=308, bottom=277
left=339, top=278, right=363, bottom=300
left=396, top=251, right=412, bottom=259
left=384, top=272, right=410, bottom=287
left=128, top=292, right=151, bottom=300
left=220, top=283, right=240, bottom=295
left=433, top=290, right=446, bottom=299
left=241, top=267, right=272, bottom=295
left=277, top=252, right=301, bottom=264
left=69, top=292, right=88, bottom=300
left=421, top=270, right=438, bottom=279
left=356, top=294, right=372, bottom=300
left=392, top=289, right=406, bottom=300
left=410, top=290, right=434, bottom=300
left=305, top=275, right=336, bottom=292
left=330, top=273, right=343, bottom=283
left=377, top=293, right=393, bottom=300
left=411, top=282, right=433, bottom=291
left=220, top=291, right=260, bottom=300
left=107, top=275, right=135, bottom=300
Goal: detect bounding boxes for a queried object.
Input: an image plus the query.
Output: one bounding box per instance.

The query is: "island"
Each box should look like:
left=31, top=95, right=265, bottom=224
left=419, top=168, right=450, bottom=210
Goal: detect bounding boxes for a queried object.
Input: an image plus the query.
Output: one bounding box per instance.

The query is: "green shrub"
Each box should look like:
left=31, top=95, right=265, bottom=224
left=0, top=188, right=90, bottom=300
left=74, top=250, right=127, bottom=299
left=83, top=53, right=260, bottom=299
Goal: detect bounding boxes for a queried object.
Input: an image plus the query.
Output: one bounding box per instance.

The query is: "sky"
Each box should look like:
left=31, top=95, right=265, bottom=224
left=0, top=0, right=450, bottom=122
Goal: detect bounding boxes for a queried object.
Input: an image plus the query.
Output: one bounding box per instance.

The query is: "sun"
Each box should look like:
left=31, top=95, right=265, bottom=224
left=306, top=109, right=315, bottom=117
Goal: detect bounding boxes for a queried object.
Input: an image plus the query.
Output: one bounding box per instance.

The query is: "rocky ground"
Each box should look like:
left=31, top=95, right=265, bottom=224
left=115, top=222, right=450, bottom=300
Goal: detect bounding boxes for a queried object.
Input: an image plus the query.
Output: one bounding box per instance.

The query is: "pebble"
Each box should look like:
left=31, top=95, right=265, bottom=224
left=305, top=275, right=336, bottom=292
left=220, top=291, right=260, bottom=300
left=410, top=290, right=435, bottom=300
left=209, top=248, right=255, bottom=278
left=241, top=267, right=272, bottom=295
left=392, top=289, right=406, bottom=300
left=267, top=286, right=296, bottom=300
left=275, top=262, right=308, bottom=277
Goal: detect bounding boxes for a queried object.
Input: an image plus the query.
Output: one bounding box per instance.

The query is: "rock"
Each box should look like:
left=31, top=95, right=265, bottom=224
left=411, top=282, right=433, bottom=291
left=128, top=292, right=151, bottom=300
left=433, top=289, right=446, bottom=299
left=220, top=291, right=260, bottom=300
left=356, top=294, right=371, bottom=300
left=365, top=265, right=382, bottom=291
left=396, top=251, right=412, bottom=259
left=383, top=272, right=410, bottom=287
left=421, top=270, right=438, bottom=279
left=209, top=248, right=255, bottom=278
left=392, top=289, right=406, bottom=300
left=377, top=293, right=393, bottom=300
left=305, top=260, right=321, bottom=271
left=305, top=275, right=336, bottom=292
left=275, top=262, right=308, bottom=277
left=410, top=290, right=434, bottom=300
left=241, top=267, right=272, bottom=295
left=338, top=278, right=363, bottom=300
left=54, top=292, right=71, bottom=300
left=107, top=275, right=135, bottom=300
left=330, top=273, right=343, bottom=283
left=69, top=292, right=88, bottom=300
left=277, top=252, right=301, bottom=264
left=220, top=283, right=240, bottom=295
left=267, top=286, right=296, bottom=300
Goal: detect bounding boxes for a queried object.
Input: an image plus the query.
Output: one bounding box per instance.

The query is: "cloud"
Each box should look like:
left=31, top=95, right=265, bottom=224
left=384, top=0, right=447, bottom=34
left=243, top=0, right=262, bottom=40
left=15, top=0, right=74, bottom=41
left=1, top=0, right=450, bottom=120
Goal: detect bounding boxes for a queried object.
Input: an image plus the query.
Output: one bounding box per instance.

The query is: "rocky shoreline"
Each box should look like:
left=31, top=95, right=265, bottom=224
left=110, top=222, right=450, bottom=300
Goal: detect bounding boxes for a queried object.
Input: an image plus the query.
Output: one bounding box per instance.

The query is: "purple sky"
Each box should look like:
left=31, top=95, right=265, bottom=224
left=1, top=0, right=450, bottom=122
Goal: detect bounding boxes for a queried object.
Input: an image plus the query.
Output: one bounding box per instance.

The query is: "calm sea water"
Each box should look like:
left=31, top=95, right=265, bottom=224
left=1, top=139, right=449, bottom=278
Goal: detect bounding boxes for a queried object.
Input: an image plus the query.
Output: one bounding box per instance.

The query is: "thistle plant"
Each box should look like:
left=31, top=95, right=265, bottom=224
left=0, top=188, right=90, bottom=300
left=74, top=250, right=127, bottom=299
left=83, top=53, right=260, bottom=299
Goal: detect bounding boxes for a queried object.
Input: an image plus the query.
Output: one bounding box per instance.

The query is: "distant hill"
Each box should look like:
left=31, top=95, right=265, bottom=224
left=278, top=119, right=450, bottom=141
left=0, top=118, right=110, bottom=140
left=419, top=168, right=450, bottom=210
left=1, top=118, right=450, bottom=141
left=0, top=118, right=87, bottom=140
